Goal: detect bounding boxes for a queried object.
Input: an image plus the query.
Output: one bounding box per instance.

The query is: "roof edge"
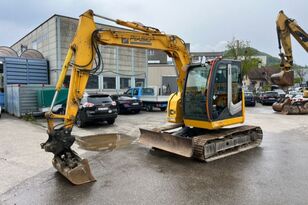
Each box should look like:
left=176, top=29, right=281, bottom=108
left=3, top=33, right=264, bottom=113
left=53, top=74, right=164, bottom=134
left=11, top=13, right=132, bottom=48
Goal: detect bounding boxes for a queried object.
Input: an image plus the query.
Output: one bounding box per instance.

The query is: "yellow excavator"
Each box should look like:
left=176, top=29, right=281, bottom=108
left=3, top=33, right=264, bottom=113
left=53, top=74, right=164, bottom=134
left=271, top=10, right=308, bottom=114
left=41, top=10, right=263, bottom=185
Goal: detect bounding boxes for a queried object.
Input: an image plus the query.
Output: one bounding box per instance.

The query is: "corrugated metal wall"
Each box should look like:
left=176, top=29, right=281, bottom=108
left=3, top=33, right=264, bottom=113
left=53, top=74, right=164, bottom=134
left=6, top=84, right=54, bottom=117
left=1, top=56, right=49, bottom=111
left=0, top=93, right=4, bottom=107
left=3, top=57, right=48, bottom=84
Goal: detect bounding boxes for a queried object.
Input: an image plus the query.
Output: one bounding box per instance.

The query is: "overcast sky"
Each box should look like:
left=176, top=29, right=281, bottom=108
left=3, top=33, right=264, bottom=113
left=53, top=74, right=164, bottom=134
left=1, top=0, right=307, bottom=65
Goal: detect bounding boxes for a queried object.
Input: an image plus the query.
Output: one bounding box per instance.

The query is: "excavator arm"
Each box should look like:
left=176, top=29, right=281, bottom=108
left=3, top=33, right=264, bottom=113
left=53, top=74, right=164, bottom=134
left=271, top=10, right=308, bottom=87
left=272, top=11, right=308, bottom=114
left=41, top=10, right=190, bottom=185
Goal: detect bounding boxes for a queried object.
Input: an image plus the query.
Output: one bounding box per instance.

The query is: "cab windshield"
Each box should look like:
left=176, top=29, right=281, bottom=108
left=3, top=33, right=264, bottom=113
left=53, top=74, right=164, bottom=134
left=184, top=65, right=210, bottom=120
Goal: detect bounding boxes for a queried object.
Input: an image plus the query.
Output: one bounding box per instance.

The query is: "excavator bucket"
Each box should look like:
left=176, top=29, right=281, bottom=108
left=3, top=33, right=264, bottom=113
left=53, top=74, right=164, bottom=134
left=52, top=155, right=96, bottom=185
left=272, top=98, right=291, bottom=112
left=270, top=70, right=294, bottom=87
left=139, top=128, right=193, bottom=157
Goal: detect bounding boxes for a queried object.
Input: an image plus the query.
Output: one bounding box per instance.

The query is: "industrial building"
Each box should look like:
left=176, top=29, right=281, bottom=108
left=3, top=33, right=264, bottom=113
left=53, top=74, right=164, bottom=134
left=11, top=14, right=148, bottom=94
left=10, top=13, right=227, bottom=96
left=147, top=50, right=225, bottom=94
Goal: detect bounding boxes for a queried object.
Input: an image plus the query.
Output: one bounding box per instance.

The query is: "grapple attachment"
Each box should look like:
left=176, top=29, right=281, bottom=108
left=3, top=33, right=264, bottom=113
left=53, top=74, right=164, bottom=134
left=270, top=70, right=294, bottom=87
left=52, top=155, right=96, bottom=185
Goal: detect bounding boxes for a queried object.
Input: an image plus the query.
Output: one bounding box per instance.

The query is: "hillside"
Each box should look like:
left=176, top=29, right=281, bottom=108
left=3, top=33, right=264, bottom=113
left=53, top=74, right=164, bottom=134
left=223, top=47, right=281, bottom=66
left=252, top=49, right=281, bottom=65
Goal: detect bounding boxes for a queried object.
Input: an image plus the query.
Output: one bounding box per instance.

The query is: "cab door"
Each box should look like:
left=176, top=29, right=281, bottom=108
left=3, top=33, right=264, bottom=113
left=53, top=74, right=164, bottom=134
left=209, top=60, right=242, bottom=121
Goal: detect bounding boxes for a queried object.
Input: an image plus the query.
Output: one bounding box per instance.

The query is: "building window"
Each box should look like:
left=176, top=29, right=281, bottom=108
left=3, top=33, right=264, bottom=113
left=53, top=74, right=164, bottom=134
left=32, top=40, right=37, bottom=50
left=86, top=75, right=99, bottom=89
left=120, top=77, right=131, bottom=89
left=135, top=78, right=145, bottom=87
left=148, top=50, right=155, bottom=56
left=103, top=77, right=116, bottom=89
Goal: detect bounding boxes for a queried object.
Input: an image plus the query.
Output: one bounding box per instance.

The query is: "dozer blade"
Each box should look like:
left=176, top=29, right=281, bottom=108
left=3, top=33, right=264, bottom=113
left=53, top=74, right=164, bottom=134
left=139, top=128, right=193, bottom=157
left=270, top=70, right=294, bottom=87
left=139, top=125, right=263, bottom=162
left=52, top=156, right=96, bottom=185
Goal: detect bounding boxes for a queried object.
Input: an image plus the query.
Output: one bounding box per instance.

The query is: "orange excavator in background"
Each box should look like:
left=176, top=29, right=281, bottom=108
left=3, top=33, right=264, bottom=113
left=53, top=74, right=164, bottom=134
left=41, top=10, right=263, bottom=185
left=271, top=10, right=308, bottom=114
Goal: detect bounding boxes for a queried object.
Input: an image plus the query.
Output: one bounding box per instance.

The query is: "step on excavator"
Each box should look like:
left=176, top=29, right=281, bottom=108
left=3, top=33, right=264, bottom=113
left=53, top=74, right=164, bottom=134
left=271, top=10, right=308, bottom=114
left=41, top=10, right=263, bottom=185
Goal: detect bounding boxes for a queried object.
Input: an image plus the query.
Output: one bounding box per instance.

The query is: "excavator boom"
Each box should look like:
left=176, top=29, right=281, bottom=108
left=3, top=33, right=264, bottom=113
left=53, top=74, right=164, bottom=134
left=41, top=10, right=190, bottom=185
left=271, top=10, right=308, bottom=87
left=271, top=10, right=308, bottom=114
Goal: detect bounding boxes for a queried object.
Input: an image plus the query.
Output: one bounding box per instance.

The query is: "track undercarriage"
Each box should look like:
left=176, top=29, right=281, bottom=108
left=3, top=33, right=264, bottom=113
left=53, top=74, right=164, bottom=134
left=139, top=124, right=263, bottom=161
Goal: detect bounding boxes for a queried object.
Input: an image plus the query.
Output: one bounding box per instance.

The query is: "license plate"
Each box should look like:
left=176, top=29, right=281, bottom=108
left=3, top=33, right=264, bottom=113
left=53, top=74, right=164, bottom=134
left=98, top=107, right=108, bottom=111
left=132, top=103, right=139, bottom=105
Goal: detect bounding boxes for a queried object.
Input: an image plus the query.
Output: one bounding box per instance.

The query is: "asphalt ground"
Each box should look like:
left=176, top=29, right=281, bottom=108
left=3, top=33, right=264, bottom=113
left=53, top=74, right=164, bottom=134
left=1, top=104, right=308, bottom=205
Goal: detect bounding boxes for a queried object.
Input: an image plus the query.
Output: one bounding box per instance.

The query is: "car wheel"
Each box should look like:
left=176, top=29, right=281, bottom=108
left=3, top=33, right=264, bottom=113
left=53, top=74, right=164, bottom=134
left=76, top=113, right=85, bottom=128
left=107, top=119, right=115, bottom=125
left=160, top=107, right=166, bottom=111
left=146, top=105, right=153, bottom=112
left=134, top=109, right=140, bottom=114
left=117, top=106, right=121, bottom=114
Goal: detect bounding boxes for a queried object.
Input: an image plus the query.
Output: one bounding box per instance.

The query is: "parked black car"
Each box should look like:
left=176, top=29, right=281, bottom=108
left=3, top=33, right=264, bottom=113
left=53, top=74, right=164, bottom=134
left=259, top=91, right=279, bottom=105
left=244, top=92, right=256, bottom=106
left=111, top=95, right=142, bottom=114
left=76, top=93, right=118, bottom=127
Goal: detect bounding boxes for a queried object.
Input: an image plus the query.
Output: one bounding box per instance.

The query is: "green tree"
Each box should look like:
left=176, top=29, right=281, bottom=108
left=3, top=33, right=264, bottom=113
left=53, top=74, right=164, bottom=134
left=294, top=65, right=307, bottom=84
left=224, top=38, right=260, bottom=77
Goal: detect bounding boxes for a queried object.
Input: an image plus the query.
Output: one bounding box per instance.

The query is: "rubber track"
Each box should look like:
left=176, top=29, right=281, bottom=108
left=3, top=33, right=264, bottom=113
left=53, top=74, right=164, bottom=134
left=192, top=125, right=263, bottom=161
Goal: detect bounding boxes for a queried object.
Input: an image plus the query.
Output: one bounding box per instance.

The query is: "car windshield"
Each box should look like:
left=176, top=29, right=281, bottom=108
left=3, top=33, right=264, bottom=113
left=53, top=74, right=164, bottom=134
left=142, top=88, right=154, bottom=95
left=264, top=92, right=278, bottom=97
left=87, top=95, right=112, bottom=104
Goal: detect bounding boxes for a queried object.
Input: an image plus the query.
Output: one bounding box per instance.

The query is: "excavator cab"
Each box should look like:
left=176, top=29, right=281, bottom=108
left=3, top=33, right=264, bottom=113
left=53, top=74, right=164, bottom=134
left=140, top=59, right=262, bottom=160
left=183, top=59, right=244, bottom=129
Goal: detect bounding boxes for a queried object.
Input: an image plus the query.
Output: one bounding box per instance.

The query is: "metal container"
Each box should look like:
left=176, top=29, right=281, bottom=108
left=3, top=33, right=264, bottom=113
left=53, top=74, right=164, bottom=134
left=3, top=57, right=48, bottom=85
left=0, top=92, right=4, bottom=108
left=6, top=84, right=54, bottom=117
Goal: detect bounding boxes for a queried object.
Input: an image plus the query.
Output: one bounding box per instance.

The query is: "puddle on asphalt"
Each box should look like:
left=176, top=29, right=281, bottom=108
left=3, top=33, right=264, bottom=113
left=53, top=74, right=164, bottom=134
left=75, top=133, right=135, bottom=152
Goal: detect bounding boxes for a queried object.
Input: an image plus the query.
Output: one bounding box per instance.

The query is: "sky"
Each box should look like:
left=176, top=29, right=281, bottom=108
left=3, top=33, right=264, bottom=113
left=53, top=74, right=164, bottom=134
left=0, top=0, right=307, bottom=66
